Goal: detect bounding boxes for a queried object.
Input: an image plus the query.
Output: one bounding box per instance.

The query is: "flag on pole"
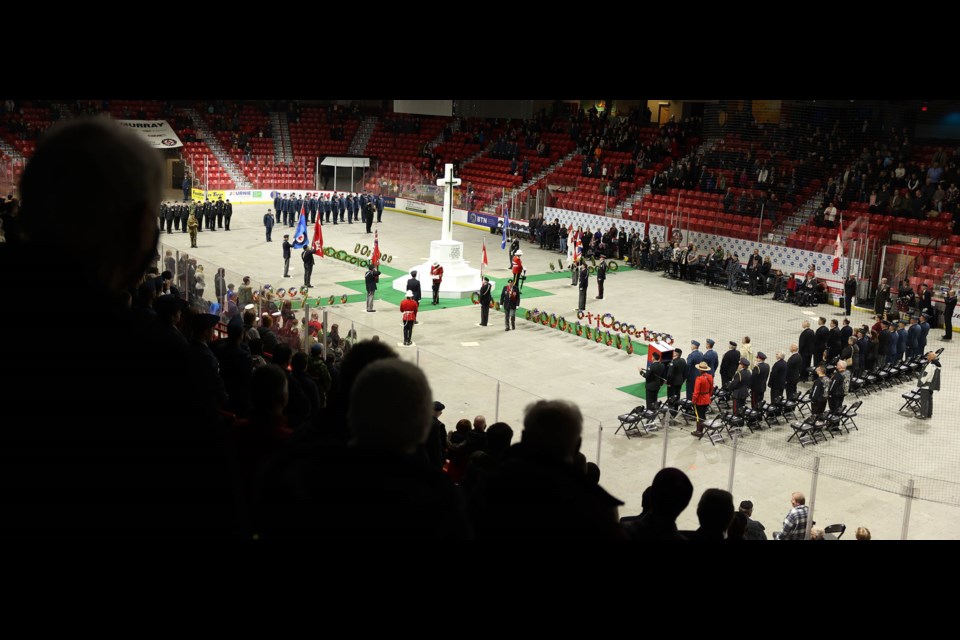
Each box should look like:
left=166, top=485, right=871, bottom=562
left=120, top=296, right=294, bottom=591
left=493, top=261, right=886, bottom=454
left=311, top=216, right=324, bottom=257
left=566, top=224, right=574, bottom=261
left=832, top=221, right=843, bottom=273
left=371, top=230, right=381, bottom=268
left=573, top=230, right=583, bottom=264
left=481, top=238, right=489, bottom=275
left=501, top=206, right=509, bottom=250
left=292, top=204, right=308, bottom=249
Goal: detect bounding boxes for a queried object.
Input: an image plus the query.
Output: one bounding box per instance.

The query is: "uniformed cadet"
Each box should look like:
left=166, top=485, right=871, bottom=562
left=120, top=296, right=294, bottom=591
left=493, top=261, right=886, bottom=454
left=223, top=198, right=233, bottom=231
left=187, top=211, right=199, bottom=248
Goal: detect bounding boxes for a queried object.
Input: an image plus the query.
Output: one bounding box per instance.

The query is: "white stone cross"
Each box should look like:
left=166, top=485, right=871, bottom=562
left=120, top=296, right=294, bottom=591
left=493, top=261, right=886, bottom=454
left=436, top=163, right=461, bottom=242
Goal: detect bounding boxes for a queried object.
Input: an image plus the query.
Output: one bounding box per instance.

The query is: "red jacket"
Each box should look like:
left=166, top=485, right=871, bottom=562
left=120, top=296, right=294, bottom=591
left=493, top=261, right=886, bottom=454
left=692, top=372, right=713, bottom=405
left=400, top=298, right=418, bottom=321
left=512, top=256, right=523, bottom=275
left=431, top=265, right=443, bottom=283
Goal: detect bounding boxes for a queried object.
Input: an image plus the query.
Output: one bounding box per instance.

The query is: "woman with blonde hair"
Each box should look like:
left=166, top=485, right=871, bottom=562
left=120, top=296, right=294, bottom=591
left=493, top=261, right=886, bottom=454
left=855, top=526, right=871, bottom=540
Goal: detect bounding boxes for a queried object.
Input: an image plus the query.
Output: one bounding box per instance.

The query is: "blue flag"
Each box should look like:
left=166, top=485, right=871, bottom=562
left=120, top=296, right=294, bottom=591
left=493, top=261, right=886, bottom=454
left=292, top=207, right=308, bottom=249
left=501, top=206, right=509, bottom=250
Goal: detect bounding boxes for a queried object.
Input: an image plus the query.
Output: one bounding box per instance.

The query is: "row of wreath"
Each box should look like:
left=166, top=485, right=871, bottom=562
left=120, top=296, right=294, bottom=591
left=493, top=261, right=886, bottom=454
left=522, top=308, right=637, bottom=355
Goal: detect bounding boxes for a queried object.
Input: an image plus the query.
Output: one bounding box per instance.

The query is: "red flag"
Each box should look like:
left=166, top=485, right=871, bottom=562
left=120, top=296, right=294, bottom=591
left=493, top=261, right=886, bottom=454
left=371, top=230, right=381, bottom=267
left=481, top=238, right=489, bottom=272
left=832, top=222, right=842, bottom=273
left=311, top=215, right=324, bottom=257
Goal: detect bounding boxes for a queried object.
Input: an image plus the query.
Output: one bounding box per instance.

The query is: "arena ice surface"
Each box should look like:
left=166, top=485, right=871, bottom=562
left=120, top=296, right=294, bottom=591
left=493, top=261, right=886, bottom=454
left=158, top=197, right=960, bottom=539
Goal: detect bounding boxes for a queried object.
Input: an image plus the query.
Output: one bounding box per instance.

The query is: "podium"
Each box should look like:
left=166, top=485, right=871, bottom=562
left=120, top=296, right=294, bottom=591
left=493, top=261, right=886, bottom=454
left=647, top=340, right=675, bottom=365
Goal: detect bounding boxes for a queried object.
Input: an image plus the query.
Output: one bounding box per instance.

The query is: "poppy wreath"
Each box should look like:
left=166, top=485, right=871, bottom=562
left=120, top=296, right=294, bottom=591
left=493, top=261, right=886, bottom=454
left=615, top=334, right=622, bottom=349
left=340, top=294, right=348, bottom=304
left=575, top=322, right=583, bottom=336
left=494, top=301, right=501, bottom=311
left=470, top=292, right=480, bottom=305
left=299, top=286, right=309, bottom=296
left=541, top=313, right=550, bottom=326
left=328, top=295, right=336, bottom=305
left=323, top=247, right=335, bottom=258
left=525, top=309, right=532, bottom=321
left=595, top=330, right=603, bottom=343
left=359, top=259, right=368, bottom=268
left=557, top=317, right=567, bottom=331
left=605, top=330, right=613, bottom=346
left=584, top=326, right=592, bottom=340
left=608, top=261, right=619, bottom=272
left=625, top=342, right=634, bottom=354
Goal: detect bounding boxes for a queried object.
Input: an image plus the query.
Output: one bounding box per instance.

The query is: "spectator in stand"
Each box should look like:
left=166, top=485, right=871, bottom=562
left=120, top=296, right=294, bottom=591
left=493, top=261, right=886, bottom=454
left=624, top=467, right=694, bottom=540
left=739, top=500, right=767, bottom=540
left=683, top=488, right=735, bottom=541
left=471, top=399, right=624, bottom=540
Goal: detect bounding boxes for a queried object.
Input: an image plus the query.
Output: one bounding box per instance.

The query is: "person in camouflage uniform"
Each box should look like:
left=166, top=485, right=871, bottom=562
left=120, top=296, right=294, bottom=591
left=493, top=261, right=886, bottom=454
left=187, top=211, right=199, bottom=248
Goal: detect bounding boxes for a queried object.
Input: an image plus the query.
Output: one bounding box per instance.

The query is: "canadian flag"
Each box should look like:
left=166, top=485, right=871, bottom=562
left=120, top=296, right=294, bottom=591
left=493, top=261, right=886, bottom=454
left=832, top=222, right=843, bottom=274
left=481, top=238, right=489, bottom=274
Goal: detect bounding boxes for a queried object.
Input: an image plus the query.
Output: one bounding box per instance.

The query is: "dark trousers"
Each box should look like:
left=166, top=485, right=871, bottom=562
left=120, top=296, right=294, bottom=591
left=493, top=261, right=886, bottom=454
left=365, top=217, right=372, bottom=233
left=283, top=257, right=290, bottom=276
left=844, top=295, right=852, bottom=315
left=181, top=219, right=188, bottom=233
left=945, top=314, right=954, bottom=339
left=266, top=227, right=272, bottom=241
left=811, top=400, right=827, bottom=417
left=377, top=207, right=383, bottom=222
left=919, top=389, right=934, bottom=417
left=770, top=387, right=784, bottom=403
left=645, top=388, right=660, bottom=411
left=224, top=216, right=231, bottom=231
left=432, top=282, right=440, bottom=305
left=751, top=389, right=762, bottom=409
left=183, top=189, right=190, bottom=201
left=303, top=264, right=313, bottom=287
left=480, top=301, right=490, bottom=326
left=732, top=395, right=745, bottom=416
left=597, top=279, right=604, bottom=298
left=165, top=218, right=172, bottom=233
left=828, top=396, right=843, bottom=415
left=403, top=320, right=414, bottom=344
left=216, top=213, right=223, bottom=228
left=578, top=288, right=587, bottom=311
left=668, top=384, right=682, bottom=416
left=786, top=380, right=798, bottom=399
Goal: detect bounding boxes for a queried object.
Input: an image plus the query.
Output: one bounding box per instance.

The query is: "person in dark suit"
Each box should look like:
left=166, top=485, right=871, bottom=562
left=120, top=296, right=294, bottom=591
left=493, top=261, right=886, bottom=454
left=750, top=352, right=770, bottom=409
left=666, top=348, right=686, bottom=418
left=768, top=351, right=787, bottom=403
left=731, top=358, right=752, bottom=415
left=182, top=174, right=192, bottom=200
left=814, top=317, right=829, bottom=363
left=878, top=320, right=894, bottom=362
left=223, top=199, right=233, bottom=231
left=943, top=289, right=957, bottom=340
left=477, top=276, right=493, bottom=326
left=301, top=245, right=315, bottom=287
left=644, top=351, right=667, bottom=410
left=595, top=255, right=607, bottom=299
left=215, top=197, right=225, bottom=228
left=786, top=344, right=803, bottom=399
left=719, top=341, right=740, bottom=388
left=799, top=320, right=815, bottom=369
left=919, top=283, right=934, bottom=320
left=364, top=199, right=374, bottom=233
left=702, top=338, right=719, bottom=377
left=179, top=203, right=189, bottom=234
left=840, top=318, right=853, bottom=347
left=844, top=274, right=857, bottom=316
left=827, top=319, right=843, bottom=360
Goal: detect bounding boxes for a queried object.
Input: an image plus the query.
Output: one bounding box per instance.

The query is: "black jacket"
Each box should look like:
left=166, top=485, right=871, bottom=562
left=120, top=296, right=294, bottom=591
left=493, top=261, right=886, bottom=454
left=799, top=328, right=815, bottom=360
left=406, top=277, right=422, bottom=301
left=302, top=248, right=315, bottom=267
left=646, top=361, right=667, bottom=391
left=667, top=357, right=687, bottom=387
left=732, top=368, right=752, bottom=400
left=786, top=353, right=804, bottom=383
left=814, top=325, right=829, bottom=360
left=769, top=359, right=787, bottom=390
left=750, top=362, right=770, bottom=394
left=719, top=349, right=741, bottom=382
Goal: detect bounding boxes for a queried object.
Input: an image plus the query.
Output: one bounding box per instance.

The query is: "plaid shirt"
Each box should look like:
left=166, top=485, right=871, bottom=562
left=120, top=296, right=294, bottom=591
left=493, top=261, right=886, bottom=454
left=781, top=505, right=810, bottom=540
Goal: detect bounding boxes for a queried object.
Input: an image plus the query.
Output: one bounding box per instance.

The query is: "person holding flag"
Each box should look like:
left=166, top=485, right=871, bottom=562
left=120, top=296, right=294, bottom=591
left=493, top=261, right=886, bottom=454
left=477, top=276, right=493, bottom=326
left=481, top=238, right=489, bottom=277
left=291, top=202, right=311, bottom=286
left=832, top=216, right=843, bottom=275
left=371, top=230, right=381, bottom=268
left=311, top=213, right=324, bottom=258
left=501, top=206, right=510, bottom=265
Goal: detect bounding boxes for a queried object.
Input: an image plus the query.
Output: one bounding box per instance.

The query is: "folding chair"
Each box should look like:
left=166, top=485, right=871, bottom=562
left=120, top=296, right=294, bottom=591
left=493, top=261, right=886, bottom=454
left=702, top=414, right=727, bottom=446
left=900, top=389, right=922, bottom=415
left=764, top=400, right=785, bottom=427
left=789, top=416, right=824, bottom=447
left=616, top=405, right=645, bottom=438
left=794, top=389, right=812, bottom=417
left=823, top=409, right=844, bottom=438
left=823, top=524, right=846, bottom=540
left=839, top=400, right=861, bottom=433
